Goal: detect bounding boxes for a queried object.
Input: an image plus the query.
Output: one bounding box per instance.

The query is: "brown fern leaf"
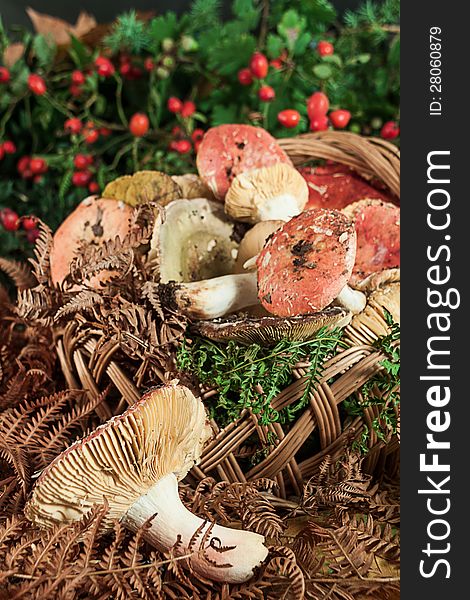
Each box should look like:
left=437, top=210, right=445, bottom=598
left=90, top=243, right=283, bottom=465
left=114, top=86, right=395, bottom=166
left=341, top=513, right=400, bottom=563
left=28, top=221, right=53, bottom=285
left=0, top=258, right=35, bottom=291
left=54, top=290, right=104, bottom=322
left=258, top=546, right=305, bottom=600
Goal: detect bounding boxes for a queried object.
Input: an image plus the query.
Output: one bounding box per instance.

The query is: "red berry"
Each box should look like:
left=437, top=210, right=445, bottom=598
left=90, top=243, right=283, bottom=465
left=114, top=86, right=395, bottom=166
left=307, top=92, right=329, bottom=119
left=64, top=118, right=82, bottom=134
left=130, top=66, right=143, bottom=80
left=258, top=85, right=275, bottom=102
left=69, top=84, right=83, bottom=97
left=191, top=128, right=204, bottom=142
left=120, top=62, right=132, bottom=78
left=181, top=101, right=196, bottom=118
left=381, top=121, right=400, bottom=139
left=21, top=216, right=37, bottom=230
left=310, top=115, right=329, bottom=132
left=129, top=113, right=149, bottom=137
left=73, top=154, right=90, bottom=170
left=317, top=41, right=334, bottom=56
left=172, top=125, right=183, bottom=137
left=277, top=109, right=301, bottom=128
left=0, top=146, right=4, bottom=161
left=72, top=170, right=92, bottom=187
left=144, top=58, right=155, bottom=72
left=329, top=109, right=351, bottom=129
left=175, top=139, right=192, bottom=154
left=167, top=97, right=183, bottom=113
left=270, top=59, right=283, bottom=70
left=249, top=52, right=268, bottom=79
left=88, top=181, right=100, bottom=194
left=99, top=127, right=112, bottom=137
left=3, top=141, right=16, bottom=154
left=28, top=74, right=47, bottom=95
left=84, top=129, right=99, bottom=144
left=95, top=56, right=115, bottom=77
left=26, top=228, right=40, bottom=243
left=71, top=70, right=86, bottom=85
left=237, top=68, right=253, bottom=86
left=17, top=156, right=30, bottom=174
left=29, top=157, right=47, bottom=174
left=1, top=208, right=20, bottom=231
left=169, top=140, right=179, bottom=151
left=0, top=67, right=10, bottom=83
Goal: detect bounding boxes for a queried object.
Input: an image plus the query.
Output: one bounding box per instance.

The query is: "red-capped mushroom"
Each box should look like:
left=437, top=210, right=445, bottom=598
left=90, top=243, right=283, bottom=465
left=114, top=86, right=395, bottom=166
left=196, top=124, right=293, bottom=200
left=163, top=209, right=366, bottom=318
left=341, top=199, right=400, bottom=287
left=298, top=165, right=397, bottom=210
left=50, top=196, right=135, bottom=288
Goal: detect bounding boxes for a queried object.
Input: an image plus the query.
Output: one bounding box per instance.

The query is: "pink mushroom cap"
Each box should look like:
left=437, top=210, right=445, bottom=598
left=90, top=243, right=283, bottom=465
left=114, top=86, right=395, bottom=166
left=196, top=124, right=293, bottom=200
left=342, top=199, right=400, bottom=287
left=256, top=208, right=356, bottom=317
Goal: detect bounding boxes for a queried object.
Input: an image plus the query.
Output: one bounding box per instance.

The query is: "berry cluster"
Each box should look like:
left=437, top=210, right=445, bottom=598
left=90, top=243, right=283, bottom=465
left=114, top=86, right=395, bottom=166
left=0, top=208, right=40, bottom=242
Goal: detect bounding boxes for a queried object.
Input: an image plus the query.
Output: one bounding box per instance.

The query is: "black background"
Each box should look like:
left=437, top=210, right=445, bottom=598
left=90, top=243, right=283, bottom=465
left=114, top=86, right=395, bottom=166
left=401, top=0, right=467, bottom=597
left=1, top=0, right=361, bottom=29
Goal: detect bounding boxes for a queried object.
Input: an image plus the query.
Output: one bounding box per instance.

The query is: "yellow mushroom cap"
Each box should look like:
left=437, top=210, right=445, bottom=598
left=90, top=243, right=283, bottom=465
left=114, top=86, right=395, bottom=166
left=25, top=383, right=211, bottom=529
left=225, top=163, right=309, bottom=224
left=171, top=174, right=216, bottom=201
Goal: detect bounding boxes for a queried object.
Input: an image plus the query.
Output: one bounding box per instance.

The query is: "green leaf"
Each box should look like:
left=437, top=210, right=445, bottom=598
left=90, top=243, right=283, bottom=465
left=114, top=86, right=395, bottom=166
left=293, top=32, right=312, bottom=55
left=321, top=53, right=343, bottom=67
left=68, top=35, right=91, bottom=69
left=32, top=35, right=56, bottom=69
left=210, top=104, right=240, bottom=125
left=278, top=9, right=307, bottom=51
left=148, top=12, right=179, bottom=48
left=266, top=34, right=284, bottom=59
left=313, top=63, right=333, bottom=79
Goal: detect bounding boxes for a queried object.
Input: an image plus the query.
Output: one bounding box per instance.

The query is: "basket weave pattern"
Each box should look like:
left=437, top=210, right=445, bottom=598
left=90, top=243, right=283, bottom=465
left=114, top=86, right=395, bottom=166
left=55, top=131, right=400, bottom=498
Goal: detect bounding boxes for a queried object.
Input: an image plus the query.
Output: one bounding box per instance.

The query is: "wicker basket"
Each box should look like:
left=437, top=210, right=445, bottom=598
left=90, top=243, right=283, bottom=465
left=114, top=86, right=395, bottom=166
left=55, top=131, right=400, bottom=499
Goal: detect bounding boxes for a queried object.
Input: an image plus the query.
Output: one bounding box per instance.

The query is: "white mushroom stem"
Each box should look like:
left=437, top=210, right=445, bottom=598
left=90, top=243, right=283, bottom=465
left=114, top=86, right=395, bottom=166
left=123, top=473, right=268, bottom=583
left=171, top=272, right=258, bottom=319
left=333, top=284, right=367, bottom=314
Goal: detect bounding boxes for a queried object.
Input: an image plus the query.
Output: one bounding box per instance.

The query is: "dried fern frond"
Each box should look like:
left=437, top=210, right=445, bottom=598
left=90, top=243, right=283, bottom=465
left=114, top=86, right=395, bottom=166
left=0, top=258, right=35, bottom=291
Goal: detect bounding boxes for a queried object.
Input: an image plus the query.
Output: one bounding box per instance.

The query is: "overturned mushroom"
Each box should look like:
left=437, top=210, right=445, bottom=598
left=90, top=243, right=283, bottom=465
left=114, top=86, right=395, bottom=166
left=197, top=124, right=293, bottom=200
left=192, top=307, right=351, bottom=345
left=50, top=196, right=135, bottom=287
left=152, top=198, right=243, bottom=283
left=162, top=209, right=366, bottom=319
left=341, top=199, right=400, bottom=287
left=25, top=382, right=268, bottom=583
left=234, top=220, right=283, bottom=274
left=103, top=170, right=182, bottom=206
left=172, top=173, right=216, bottom=200
left=225, top=163, right=308, bottom=223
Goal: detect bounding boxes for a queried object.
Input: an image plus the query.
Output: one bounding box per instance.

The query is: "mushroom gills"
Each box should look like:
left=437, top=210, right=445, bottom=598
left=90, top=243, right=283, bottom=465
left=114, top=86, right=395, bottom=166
left=155, top=198, right=242, bottom=283
left=123, top=472, right=268, bottom=583
left=192, top=308, right=351, bottom=345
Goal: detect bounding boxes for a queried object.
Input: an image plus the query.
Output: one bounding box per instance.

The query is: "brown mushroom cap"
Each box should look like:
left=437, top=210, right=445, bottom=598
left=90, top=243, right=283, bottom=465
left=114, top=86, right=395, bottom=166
left=103, top=170, right=182, bottom=206
left=341, top=199, right=400, bottom=287
left=191, top=307, right=351, bottom=345
left=256, top=209, right=356, bottom=317
left=25, top=382, right=211, bottom=529
left=50, top=196, right=135, bottom=287
left=225, top=163, right=308, bottom=223
left=171, top=173, right=216, bottom=201
left=196, top=124, right=293, bottom=200
left=234, top=220, right=284, bottom=273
